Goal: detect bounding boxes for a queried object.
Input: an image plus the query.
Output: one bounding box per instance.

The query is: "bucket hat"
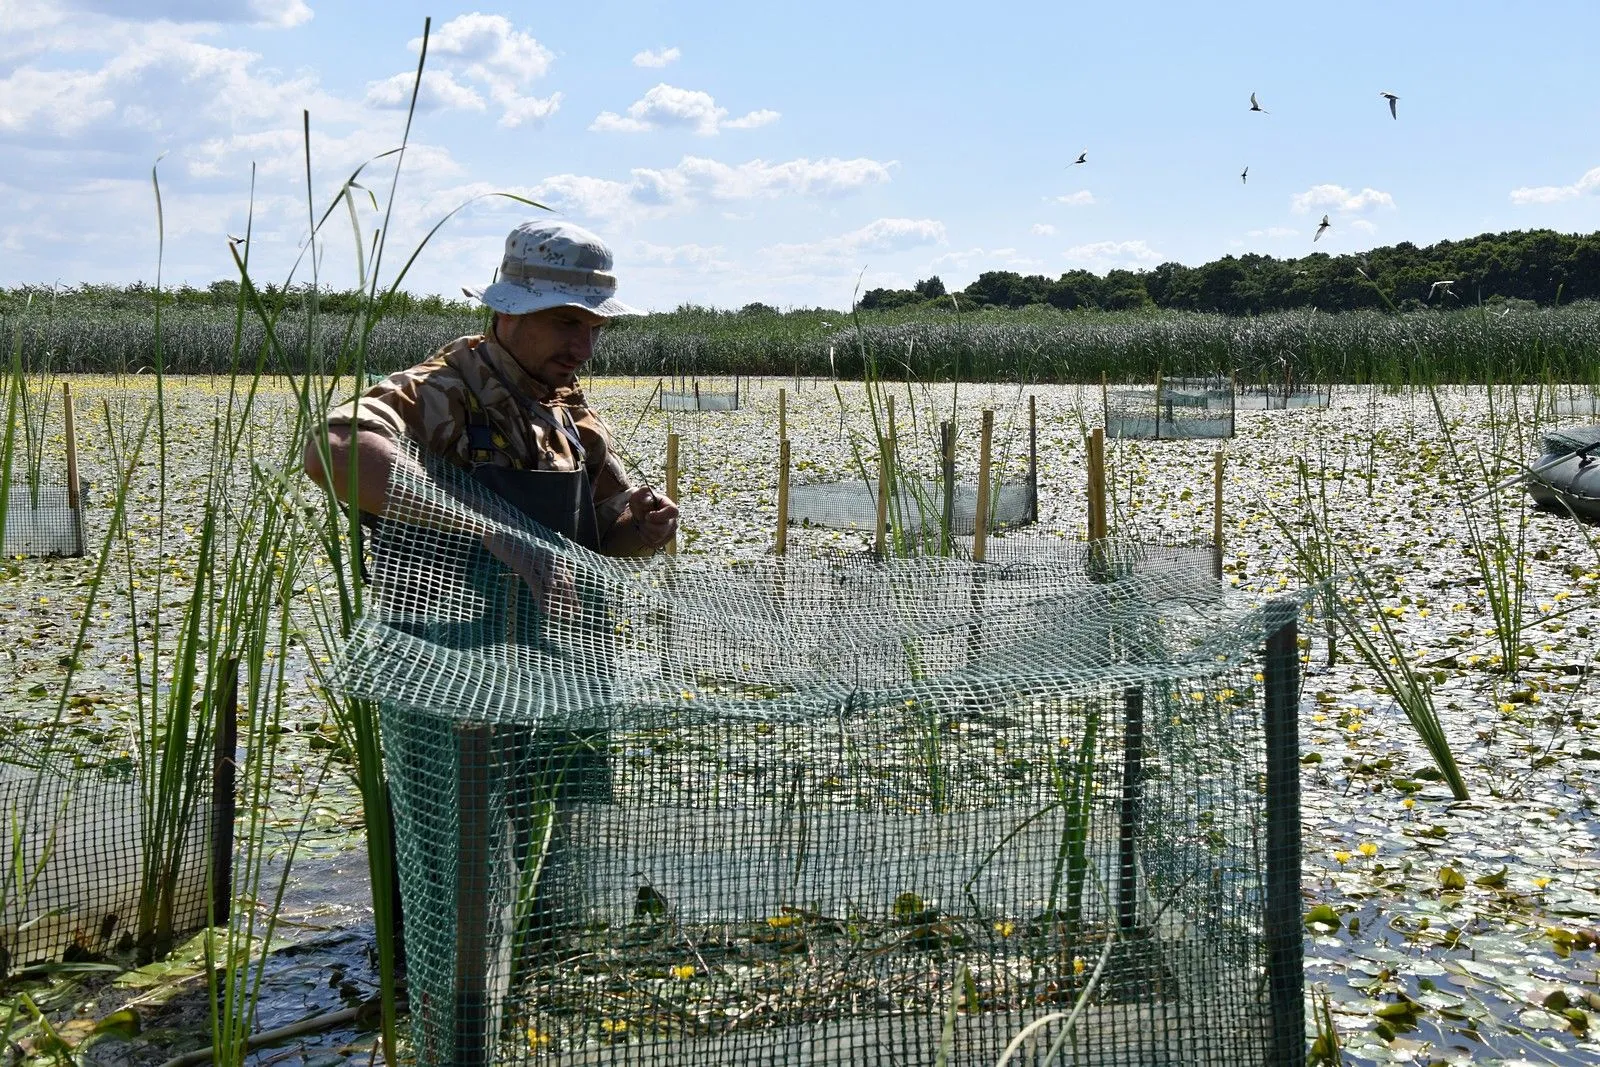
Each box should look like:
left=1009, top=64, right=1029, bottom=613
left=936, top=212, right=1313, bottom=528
left=464, top=220, right=642, bottom=318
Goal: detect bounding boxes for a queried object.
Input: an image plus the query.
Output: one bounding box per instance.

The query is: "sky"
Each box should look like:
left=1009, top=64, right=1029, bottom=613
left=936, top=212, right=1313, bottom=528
left=3, top=0, right=1599, bottom=312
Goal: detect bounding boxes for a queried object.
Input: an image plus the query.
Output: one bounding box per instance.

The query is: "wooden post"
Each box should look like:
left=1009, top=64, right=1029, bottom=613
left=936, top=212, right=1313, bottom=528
left=1263, top=603, right=1305, bottom=1067
left=1116, top=686, right=1144, bottom=933
left=210, top=658, right=239, bottom=926
left=1100, top=372, right=1109, bottom=435
left=1154, top=370, right=1164, bottom=441
left=775, top=439, right=790, bottom=556
left=1088, top=427, right=1108, bottom=540
left=940, top=421, right=956, bottom=557
left=778, top=388, right=787, bottom=444
left=63, top=382, right=80, bottom=511
left=665, top=434, right=679, bottom=556
left=973, top=409, right=994, bottom=562
left=1028, top=394, right=1039, bottom=523
left=1212, top=449, right=1225, bottom=581
left=693, top=381, right=702, bottom=412
left=876, top=395, right=896, bottom=558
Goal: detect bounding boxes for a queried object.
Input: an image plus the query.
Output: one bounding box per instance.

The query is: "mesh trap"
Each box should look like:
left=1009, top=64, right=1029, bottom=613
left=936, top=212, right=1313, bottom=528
left=3, top=481, right=86, bottom=558
left=1105, top=380, right=1235, bottom=441
left=337, top=442, right=1304, bottom=1066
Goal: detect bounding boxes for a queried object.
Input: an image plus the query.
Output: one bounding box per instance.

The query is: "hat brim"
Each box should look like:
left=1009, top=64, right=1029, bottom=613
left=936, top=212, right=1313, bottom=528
left=464, top=279, right=642, bottom=319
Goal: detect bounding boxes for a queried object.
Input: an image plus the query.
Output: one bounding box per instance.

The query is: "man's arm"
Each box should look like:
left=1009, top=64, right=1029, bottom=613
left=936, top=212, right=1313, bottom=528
left=600, top=486, right=680, bottom=556
left=303, top=425, right=397, bottom=516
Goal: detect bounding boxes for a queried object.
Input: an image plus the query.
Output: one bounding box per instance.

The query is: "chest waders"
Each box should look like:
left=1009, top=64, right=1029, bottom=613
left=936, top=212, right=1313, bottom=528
left=451, top=382, right=613, bottom=1064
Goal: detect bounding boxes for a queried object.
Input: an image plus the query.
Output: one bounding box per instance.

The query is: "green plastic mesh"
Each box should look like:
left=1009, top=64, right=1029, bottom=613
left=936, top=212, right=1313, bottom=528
left=3, top=481, right=86, bottom=557
left=1105, top=380, right=1235, bottom=440
left=659, top=389, right=740, bottom=412
left=787, top=478, right=1037, bottom=536
left=0, top=729, right=214, bottom=973
left=1233, top=383, right=1333, bottom=411
left=337, top=442, right=1304, bottom=1066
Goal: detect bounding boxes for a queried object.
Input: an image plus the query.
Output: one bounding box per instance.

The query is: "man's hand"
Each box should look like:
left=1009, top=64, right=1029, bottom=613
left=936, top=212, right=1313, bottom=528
left=625, top=486, right=679, bottom=550
left=482, top=528, right=579, bottom=619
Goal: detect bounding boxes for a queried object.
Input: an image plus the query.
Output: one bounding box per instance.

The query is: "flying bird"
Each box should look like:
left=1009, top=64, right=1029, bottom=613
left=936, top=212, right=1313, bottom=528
left=1428, top=279, right=1458, bottom=300
left=1240, top=166, right=1249, bottom=185
left=1249, top=92, right=1268, bottom=113
left=1069, top=151, right=1087, bottom=167
left=1380, top=91, right=1399, bottom=119
left=1313, top=215, right=1331, bottom=242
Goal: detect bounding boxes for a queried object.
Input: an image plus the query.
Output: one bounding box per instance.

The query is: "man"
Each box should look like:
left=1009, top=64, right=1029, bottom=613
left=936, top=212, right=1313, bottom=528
left=303, top=219, right=678, bottom=556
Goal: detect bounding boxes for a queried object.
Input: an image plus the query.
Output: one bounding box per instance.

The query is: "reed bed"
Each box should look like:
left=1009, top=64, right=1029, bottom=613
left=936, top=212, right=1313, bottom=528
left=7, top=301, right=1600, bottom=385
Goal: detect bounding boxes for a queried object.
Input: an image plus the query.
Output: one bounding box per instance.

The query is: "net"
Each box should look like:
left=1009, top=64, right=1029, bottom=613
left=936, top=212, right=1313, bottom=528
left=658, top=382, right=741, bottom=412
left=1105, top=380, right=1234, bottom=440
left=3, top=480, right=86, bottom=557
left=1233, top=382, right=1333, bottom=411
left=0, top=727, right=215, bottom=973
left=788, top=477, right=1037, bottom=536
left=337, top=442, right=1304, bottom=1066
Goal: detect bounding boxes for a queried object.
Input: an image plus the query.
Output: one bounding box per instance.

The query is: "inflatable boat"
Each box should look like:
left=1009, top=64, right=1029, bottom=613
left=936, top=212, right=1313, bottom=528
left=1526, top=425, right=1600, bottom=520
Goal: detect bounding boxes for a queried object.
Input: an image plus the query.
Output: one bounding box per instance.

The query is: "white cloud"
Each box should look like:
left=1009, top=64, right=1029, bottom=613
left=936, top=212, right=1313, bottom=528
left=402, top=14, right=557, bottom=129
left=629, top=241, right=733, bottom=272
left=60, top=0, right=312, bottom=27
left=632, top=46, right=681, bottom=68
left=590, top=83, right=778, bottom=136
left=365, top=70, right=485, bottom=113
left=1245, top=226, right=1298, bottom=238
left=764, top=218, right=946, bottom=265
left=1063, top=240, right=1163, bottom=268
left=496, top=91, right=563, bottom=129
left=1290, top=184, right=1395, bottom=214
left=1031, top=223, right=1056, bottom=236
left=1052, top=191, right=1094, bottom=207
left=1510, top=165, right=1600, bottom=205
left=535, top=155, right=893, bottom=221
left=723, top=108, right=780, bottom=130
left=1348, top=218, right=1378, bottom=234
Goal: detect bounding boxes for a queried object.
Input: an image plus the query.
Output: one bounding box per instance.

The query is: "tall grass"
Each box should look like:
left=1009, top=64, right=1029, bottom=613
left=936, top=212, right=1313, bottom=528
left=10, top=300, right=1600, bottom=384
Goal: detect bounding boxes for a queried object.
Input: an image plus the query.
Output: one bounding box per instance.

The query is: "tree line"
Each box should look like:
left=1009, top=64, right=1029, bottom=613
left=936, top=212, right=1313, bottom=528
left=5, top=228, right=1598, bottom=321
left=859, top=229, right=1600, bottom=315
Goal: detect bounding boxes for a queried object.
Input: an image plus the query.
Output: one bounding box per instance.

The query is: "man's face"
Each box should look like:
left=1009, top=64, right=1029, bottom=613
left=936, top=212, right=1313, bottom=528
left=495, top=307, right=607, bottom=389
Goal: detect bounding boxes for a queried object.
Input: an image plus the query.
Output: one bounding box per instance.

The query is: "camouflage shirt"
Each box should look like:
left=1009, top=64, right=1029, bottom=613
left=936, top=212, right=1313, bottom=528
left=324, top=333, right=635, bottom=542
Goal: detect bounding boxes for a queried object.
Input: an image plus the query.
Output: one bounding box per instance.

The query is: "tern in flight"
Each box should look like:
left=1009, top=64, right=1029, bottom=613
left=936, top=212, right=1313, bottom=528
left=1380, top=91, right=1399, bottom=119
left=1313, top=215, right=1331, bottom=242
left=1240, top=166, right=1249, bottom=185
left=1429, top=280, right=1458, bottom=300
left=1069, top=151, right=1087, bottom=167
left=1250, top=92, right=1268, bottom=113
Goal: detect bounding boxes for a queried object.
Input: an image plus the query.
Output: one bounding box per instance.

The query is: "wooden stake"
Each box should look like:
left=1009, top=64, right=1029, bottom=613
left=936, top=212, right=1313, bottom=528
left=693, top=381, right=702, bottom=411
left=1028, top=394, right=1038, bottom=523
left=877, top=395, right=896, bottom=557
left=973, top=409, right=994, bottom=562
left=63, top=382, right=79, bottom=511
left=1154, top=369, right=1164, bottom=441
left=1089, top=427, right=1108, bottom=540
left=940, top=421, right=956, bottom=557
left=1212, top=449, right=1225, bottom=581
left=210, top=658, right=239, bottom=927
left=778, top=387, right=787, bottom=444
left=665, top=433, right=679, bottom=556
left=1100, top=372, right=1109, bottom=433
left=775, top=439, right=790, bottom=556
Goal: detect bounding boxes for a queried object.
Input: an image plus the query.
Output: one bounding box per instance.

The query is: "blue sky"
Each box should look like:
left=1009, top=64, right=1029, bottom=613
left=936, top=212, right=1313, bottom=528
left=3, top=0, right=1598, bottom=310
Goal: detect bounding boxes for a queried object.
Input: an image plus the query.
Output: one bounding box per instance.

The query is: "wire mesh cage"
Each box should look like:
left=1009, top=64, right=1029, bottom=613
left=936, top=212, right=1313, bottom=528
left=337, top=444, right=1304, bottom=1066
left=0, top=728, right=217, bottom=974
left=1104, top=379, right=1235, bottom=440
left=787, top=478, right=1037, bottom=537
left=3, top=480, right=86, bottom=557
left=1232, top=379, right=1333, bottom=411
left=657, top=379, right=742, bottom=412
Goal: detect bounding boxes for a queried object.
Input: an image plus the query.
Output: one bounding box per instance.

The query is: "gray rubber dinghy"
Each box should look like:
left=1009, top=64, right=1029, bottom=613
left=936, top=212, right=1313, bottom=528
left=1527, top=424, right=1600, bottom=520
